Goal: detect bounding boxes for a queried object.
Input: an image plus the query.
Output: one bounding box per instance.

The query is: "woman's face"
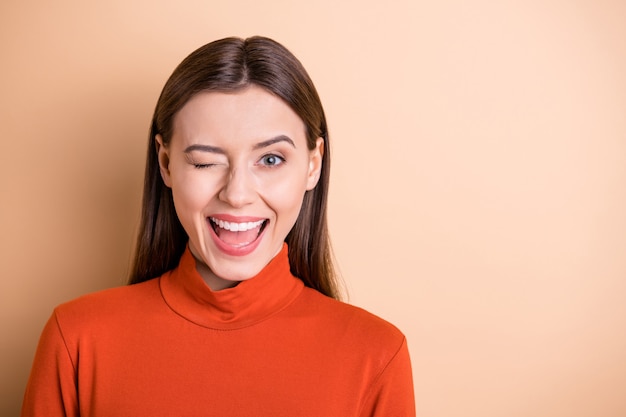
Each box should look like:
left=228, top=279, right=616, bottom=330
left=156, top=85, right=323, bottom=290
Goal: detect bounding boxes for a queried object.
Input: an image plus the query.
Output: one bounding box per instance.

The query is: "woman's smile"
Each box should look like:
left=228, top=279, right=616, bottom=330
left=208, top=215, right=268, bottom=254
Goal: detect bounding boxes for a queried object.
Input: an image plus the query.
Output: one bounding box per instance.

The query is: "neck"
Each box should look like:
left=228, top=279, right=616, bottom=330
left=194, top=260, right=240, bottom=291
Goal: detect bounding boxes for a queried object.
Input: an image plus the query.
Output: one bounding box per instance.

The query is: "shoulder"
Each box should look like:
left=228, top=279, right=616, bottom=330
left=53, top=279, right=161, bottom=328
left=288, top=287, right=410, bottom=396
left=295, top=287, right=406, bottom=351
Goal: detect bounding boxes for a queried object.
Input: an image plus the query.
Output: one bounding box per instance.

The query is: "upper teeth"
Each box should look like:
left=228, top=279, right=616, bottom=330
left=211, top=218, right=264, bottom=232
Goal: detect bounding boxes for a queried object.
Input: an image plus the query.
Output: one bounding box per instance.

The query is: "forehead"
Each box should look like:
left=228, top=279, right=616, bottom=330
left=172, top=86, right=306, bottom=145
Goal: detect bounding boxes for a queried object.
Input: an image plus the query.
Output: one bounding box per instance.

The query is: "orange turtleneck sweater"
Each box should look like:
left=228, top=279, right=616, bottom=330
left=21, top=244, right=415, bottom=416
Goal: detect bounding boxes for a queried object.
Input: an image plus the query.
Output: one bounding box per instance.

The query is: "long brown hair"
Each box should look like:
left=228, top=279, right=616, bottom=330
left=129, top=36, right=340, bottom=299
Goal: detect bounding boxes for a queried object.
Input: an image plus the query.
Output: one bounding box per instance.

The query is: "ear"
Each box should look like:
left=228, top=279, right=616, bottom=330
left=306, top=137, right=324, bottom=190
left=155, top=134, right=173, bottom=188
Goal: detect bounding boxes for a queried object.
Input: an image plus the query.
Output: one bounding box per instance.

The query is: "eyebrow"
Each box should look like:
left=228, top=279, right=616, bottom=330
left=183, top=135, right=295, bottom=154
left=253, top=135, right=296, bottom=150
left=183, top=144, right=225, bottom=154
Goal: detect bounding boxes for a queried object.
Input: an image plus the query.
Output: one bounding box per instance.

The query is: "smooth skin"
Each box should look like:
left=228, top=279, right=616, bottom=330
left=156, top=85, right=323, bottom=291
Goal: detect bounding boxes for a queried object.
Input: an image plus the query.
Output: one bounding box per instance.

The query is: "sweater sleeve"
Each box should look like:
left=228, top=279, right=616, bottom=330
left=21, top=310, right=79, bottom=417
left=359, top=336, right=416, bottom=417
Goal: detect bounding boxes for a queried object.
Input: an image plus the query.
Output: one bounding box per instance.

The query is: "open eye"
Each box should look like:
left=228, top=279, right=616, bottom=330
left=258, top=154, right=285, bottom=167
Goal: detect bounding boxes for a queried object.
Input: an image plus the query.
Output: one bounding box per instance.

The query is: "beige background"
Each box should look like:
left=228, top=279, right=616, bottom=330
left=2, top=1, right=625, bottom=416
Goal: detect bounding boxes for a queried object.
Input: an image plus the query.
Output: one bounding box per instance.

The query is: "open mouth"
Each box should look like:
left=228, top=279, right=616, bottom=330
left=209, top=217, right=268, bottom=248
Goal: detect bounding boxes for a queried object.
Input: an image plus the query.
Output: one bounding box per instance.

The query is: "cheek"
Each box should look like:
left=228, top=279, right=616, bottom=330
left=262, top=175, right=309, bottom=219
left=170, top=174, right=218, bottom=218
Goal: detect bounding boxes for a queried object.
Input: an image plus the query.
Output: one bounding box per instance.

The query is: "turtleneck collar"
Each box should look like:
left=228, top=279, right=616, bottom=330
left=159, top=243, right=304, bottom=330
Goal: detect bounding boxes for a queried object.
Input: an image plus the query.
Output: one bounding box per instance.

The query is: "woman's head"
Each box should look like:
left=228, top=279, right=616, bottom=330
left=130, top=36, right=339, bottom=299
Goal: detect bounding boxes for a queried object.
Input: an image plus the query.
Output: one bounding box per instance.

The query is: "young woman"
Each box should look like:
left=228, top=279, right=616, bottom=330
left=22, top=36, right=415, bottom=416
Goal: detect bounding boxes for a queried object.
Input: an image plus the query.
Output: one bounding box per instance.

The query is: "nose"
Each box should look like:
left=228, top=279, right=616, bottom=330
left=218, top=166, right=256, bottom=208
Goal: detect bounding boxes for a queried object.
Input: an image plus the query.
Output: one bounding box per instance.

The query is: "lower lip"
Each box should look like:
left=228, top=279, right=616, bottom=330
left=207, top=219, right=266, bottom=257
